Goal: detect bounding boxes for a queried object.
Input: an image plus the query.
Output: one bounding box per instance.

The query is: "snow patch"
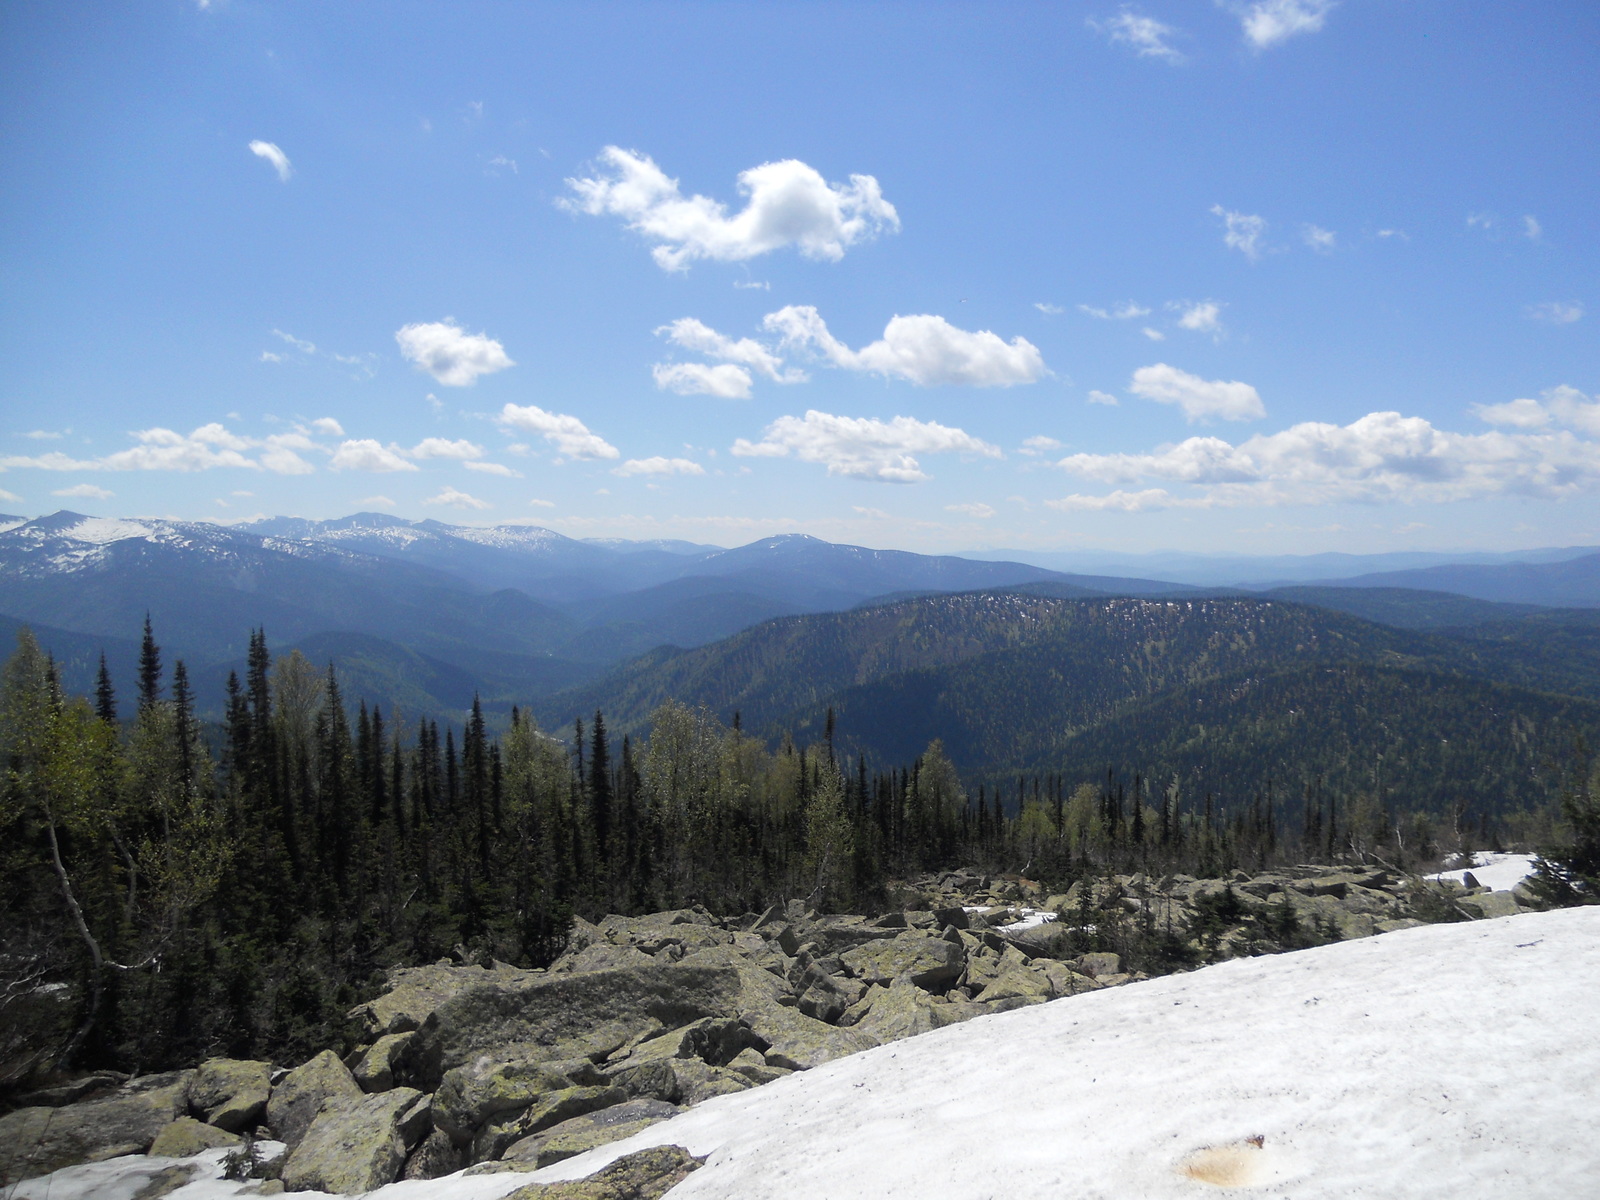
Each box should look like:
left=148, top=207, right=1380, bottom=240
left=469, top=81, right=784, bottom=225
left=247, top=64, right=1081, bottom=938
left=1426, top=851, right=1538, bottom=892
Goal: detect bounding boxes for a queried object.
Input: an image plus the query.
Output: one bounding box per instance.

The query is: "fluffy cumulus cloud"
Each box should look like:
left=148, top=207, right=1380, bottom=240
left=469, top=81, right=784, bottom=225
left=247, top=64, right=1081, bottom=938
left=0, top=423, right=316, bottom=475
left=497, top=403, right=619, bottom=460
left=652, top=362, right=756, bottom=399
left=311, top=417, right=344, bottom=436
left=1473, top=385, right=1600, bottom=436
left=732, top=409, right=1001, bottom=483
left=764, top=306, right=1046, bottom=388
left=656, top=317, right=804, bottom=383
left=1051, top=403, right=1600, bottom=510
left=463, top=460, right=521, bottom=477
left=248, top=140, right=292, bottom=182
left=563, top=147, right=899, bottom=271
left=1176, top=301, right=1223, bottom=334
left=424, top=486, right=490, bottom=510
left=1089, top=9, right=1184, bottom=62
left=1237, top=0, right=1335, bottom=49
left=409, top=437, right=485, bottom=460
left=1212, top=206, right=1267, bottom=261
left=329, top=440, right=418, bottom=473
left=395, top=320, right=514, bottom=387
left=613, top=457, right=707, bottom=477
left=1129, top=364, right=1265, bottom=423
left=1087, top=390, right=1120, bottom=406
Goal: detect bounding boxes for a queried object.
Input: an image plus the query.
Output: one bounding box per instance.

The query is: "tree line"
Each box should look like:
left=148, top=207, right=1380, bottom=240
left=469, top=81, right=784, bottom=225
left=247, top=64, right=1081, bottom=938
left=1, top=621, right=1588, bottom=1084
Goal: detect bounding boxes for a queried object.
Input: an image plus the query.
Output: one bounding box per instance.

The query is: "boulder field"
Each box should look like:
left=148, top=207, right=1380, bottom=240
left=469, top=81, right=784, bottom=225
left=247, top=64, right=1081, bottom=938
left=0, top=862, right=1541, bottom=1193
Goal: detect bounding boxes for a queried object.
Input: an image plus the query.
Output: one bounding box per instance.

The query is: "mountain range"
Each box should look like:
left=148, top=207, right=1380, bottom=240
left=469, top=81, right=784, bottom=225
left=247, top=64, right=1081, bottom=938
left=2, top=509, right=1598, bottom=818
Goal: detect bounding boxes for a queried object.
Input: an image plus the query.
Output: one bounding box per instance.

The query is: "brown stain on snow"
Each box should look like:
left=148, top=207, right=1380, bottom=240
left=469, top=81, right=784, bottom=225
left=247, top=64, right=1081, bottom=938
left=1178, top=1136, right=1270, bottom=1188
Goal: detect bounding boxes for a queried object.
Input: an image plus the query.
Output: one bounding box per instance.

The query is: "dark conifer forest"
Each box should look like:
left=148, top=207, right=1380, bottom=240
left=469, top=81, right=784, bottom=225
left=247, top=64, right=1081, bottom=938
left=2, top=613, right=1595, bottom=1083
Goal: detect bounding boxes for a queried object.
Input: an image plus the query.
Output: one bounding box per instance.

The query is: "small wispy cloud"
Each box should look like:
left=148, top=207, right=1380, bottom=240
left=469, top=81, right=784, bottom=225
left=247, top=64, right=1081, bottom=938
left=52, top=483, right=114, bottom=500
left=1035, top=302, right=1066, bottom=316
left=1237, top=0, right=1335, bottom=50
left=1175, top=300, right=1224, bottom=334
left=1526, top=301, right=1583, bottom=325
left=1212, top=206, right=1267, bottom=261
left=945, top=502, right=997, bottom=518
left=1142, top=327, right=1166, bottom=341
left=1020, top=435, right=1064, bottom=454
left=1302, top=224, right=1337, bottom=253
left=248, top=140, right=292, bottom=182
left=1079, top=301, right=1150, bottom=320
left=1086, top=390, right=1120, bottom=406
left=425, top=485, right=490, bottom=510
left=1089, top=9, right=1185, bottom=63
left=1522, top=214, right=1542, bottom=241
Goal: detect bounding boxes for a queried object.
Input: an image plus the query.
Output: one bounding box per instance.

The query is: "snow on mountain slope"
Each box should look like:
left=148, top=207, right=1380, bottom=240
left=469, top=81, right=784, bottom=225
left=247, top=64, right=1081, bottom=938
left=15, top=908, right=1596, bottom=1200
left=531, top=906, right=1598, bottom=1199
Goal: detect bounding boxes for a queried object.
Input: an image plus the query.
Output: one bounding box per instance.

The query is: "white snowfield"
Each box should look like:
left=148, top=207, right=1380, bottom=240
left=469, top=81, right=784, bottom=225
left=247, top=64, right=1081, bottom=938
left=1425, top=851, right=1538, bottom=893
left=15, top=907, right=1599, bottom=1200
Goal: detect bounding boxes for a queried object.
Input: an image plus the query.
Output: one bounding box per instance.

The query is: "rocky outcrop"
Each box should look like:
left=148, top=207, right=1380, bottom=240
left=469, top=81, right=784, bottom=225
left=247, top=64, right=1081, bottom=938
left=188, top=1057, right=272, bottom=1132
left=148, top=1116, right=243, bottom=1157
left=503, top=1144, right=704, bottom=1200
left=265, top=1050, right=362, bottom=1152
left=281, top=1087, right=429, bottom=1193
left=0, top=1070, right=192, bottom=1185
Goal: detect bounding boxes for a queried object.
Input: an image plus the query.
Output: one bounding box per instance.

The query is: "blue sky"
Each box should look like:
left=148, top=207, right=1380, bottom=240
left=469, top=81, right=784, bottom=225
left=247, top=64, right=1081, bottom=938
left=1, top=1, right=1595, bottom=555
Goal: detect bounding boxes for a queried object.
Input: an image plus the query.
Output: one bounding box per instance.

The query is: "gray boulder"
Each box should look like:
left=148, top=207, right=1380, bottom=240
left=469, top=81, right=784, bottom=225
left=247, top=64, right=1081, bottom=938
left=502, top=1098, right=680, bottom=1167
left=148, top=1116, right=242, bottom=1157
left=400, top=965, right=745, bottom=1091
left=266, top=1050, right=362, bottom=1152
left=350, top=1031, right=414, bottom=1093
left=473, top=1085, right=629, bottom=1162
left=839, top=933, right=965, bottom=990
left=348, top=960, right=543, bottom=1039
left=0, top=1070, right=192, bottom=1185
left=281, top=1086, right=425, bottom=1193
left=434, top=1055, right=603, bottom=1143
left=189, top=1057, right=272, bottom=1132
left=502, top=1143, right=704, bottom=1200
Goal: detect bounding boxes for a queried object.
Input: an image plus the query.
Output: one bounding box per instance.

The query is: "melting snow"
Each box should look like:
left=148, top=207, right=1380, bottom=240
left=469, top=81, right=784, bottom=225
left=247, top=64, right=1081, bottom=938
left=1426, top=851, right=1539, bottom=892
left=14, top=907, right=1597, bottom=1199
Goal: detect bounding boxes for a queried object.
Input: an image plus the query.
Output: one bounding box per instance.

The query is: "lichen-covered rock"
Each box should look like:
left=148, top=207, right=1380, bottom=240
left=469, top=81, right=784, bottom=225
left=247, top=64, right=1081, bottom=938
left=740, top=1000, right=878, bottom=1071
left=434, top=1055, right=598, bottom=1143
left=149, top=1117, right=242, bottom=1158
left=350, top=1031, right=414, bottom=1093
left=402, top=1129, right=467, bottom=1181
left=348, top=961, right=544, bottom=1039
left=504, top=1144, right=704, bottom=1200
left=839, top=933, right=965, bottom=990
left=280, top=1086, right=424, bottom=1194
left=189, top=1058, right=272, bottom=1132
left=265, top=1050, right=362, bottom=1152
left=501, top=1099, right=680, bottom=1167
left=472, top=1085, right=629, bottom=1162
left=400, top=966, right=745, bottom=1091
left=0, top=1071, right=192, bottom=1185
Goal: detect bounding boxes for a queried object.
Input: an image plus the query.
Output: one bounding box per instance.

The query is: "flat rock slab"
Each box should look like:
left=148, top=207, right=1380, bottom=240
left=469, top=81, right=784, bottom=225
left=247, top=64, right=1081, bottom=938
left=505, top=1144, right=704, bottom=1200
left=281, top=1087, right=423, bottom=1194
left=0, top=1070, right=192, bottom=1185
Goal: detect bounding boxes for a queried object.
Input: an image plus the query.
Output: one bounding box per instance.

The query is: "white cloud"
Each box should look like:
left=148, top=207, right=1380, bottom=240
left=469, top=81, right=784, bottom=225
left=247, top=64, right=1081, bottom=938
left=2, top=423, right=317, bottom=475
left=1021, top=435, right=1064, bottom=454
left=1212, top=206, right=1267, bottom=261
left=464, top=460, right=522, bottom=477
left=395, top=320, right=514, bottom=386
left=563, top=146, right=900, bottom=271
left=22, top=429, right=66, bottom=439
left=1527, top=301, right=1583, bottom=325
left=528, top=498, right=556, bottom=508
left=656, top=317, right=804, bottom=382
left=1471, top=397, right=1549, bottom=429
left=410, top=437, right=485, bottom=460
left=1302, top=224, right=1337, bottom=253
left=358, top=495, right=396, bottom=508
left=613, top=457, right=707, bottom=477
left=1176, top=301, right=1224, bottom=333
left=259, top=351, right=285, bottom=363
left=1237, top=0, right=1335, bottom=49
left=733, top=279, right=771, bottom=291
left=764, top=306, right=1046, bottom=388
left=329, top=439, right=419, bottom=473
left=1376, top=228, right=1409, bottom=241
left=1474, top=385, right=1600, bottom=437
left=259, top=433, right=315, bottom=475
left=488, top=155, right=518, bottom=175
left=1053, top=406, right=1600, bottom=508
left=1087, top=390, right=1121, bottom=406
left=946, top=501, right=997, bottom=518
left=496, top=403, right=619, bottom=460
left=272, top=328, right=315, bottom=354
left=1090, top=9, right=1185, bottom=63
left=1141, top=327, right=1166, bottom=341
left=653, top=363, right=755, bottom=399
left=52, top=483, right=114, bottom=500
left=311, top=417, right=344, bottom=436
left=249, top=140, right=292, bottom=182
left=1047, top=488, right=1183, bottom=512
left=1128, top=363, right=1265, bottom=422
left=426, top=393, right=444, bottom=413
left=731, top=409, right=1000, bottom=483
left=0, top=488, right=22, bottom=503
left=1523, top=215, right=1542, bottom=241
left=1035, top=303, right=1066, bottom=316
left=1467, top=212, right=1496, bottom=231
left=424, top=486, right=490, bottom=510
left=1079, top=301, right=1150, bottom=320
